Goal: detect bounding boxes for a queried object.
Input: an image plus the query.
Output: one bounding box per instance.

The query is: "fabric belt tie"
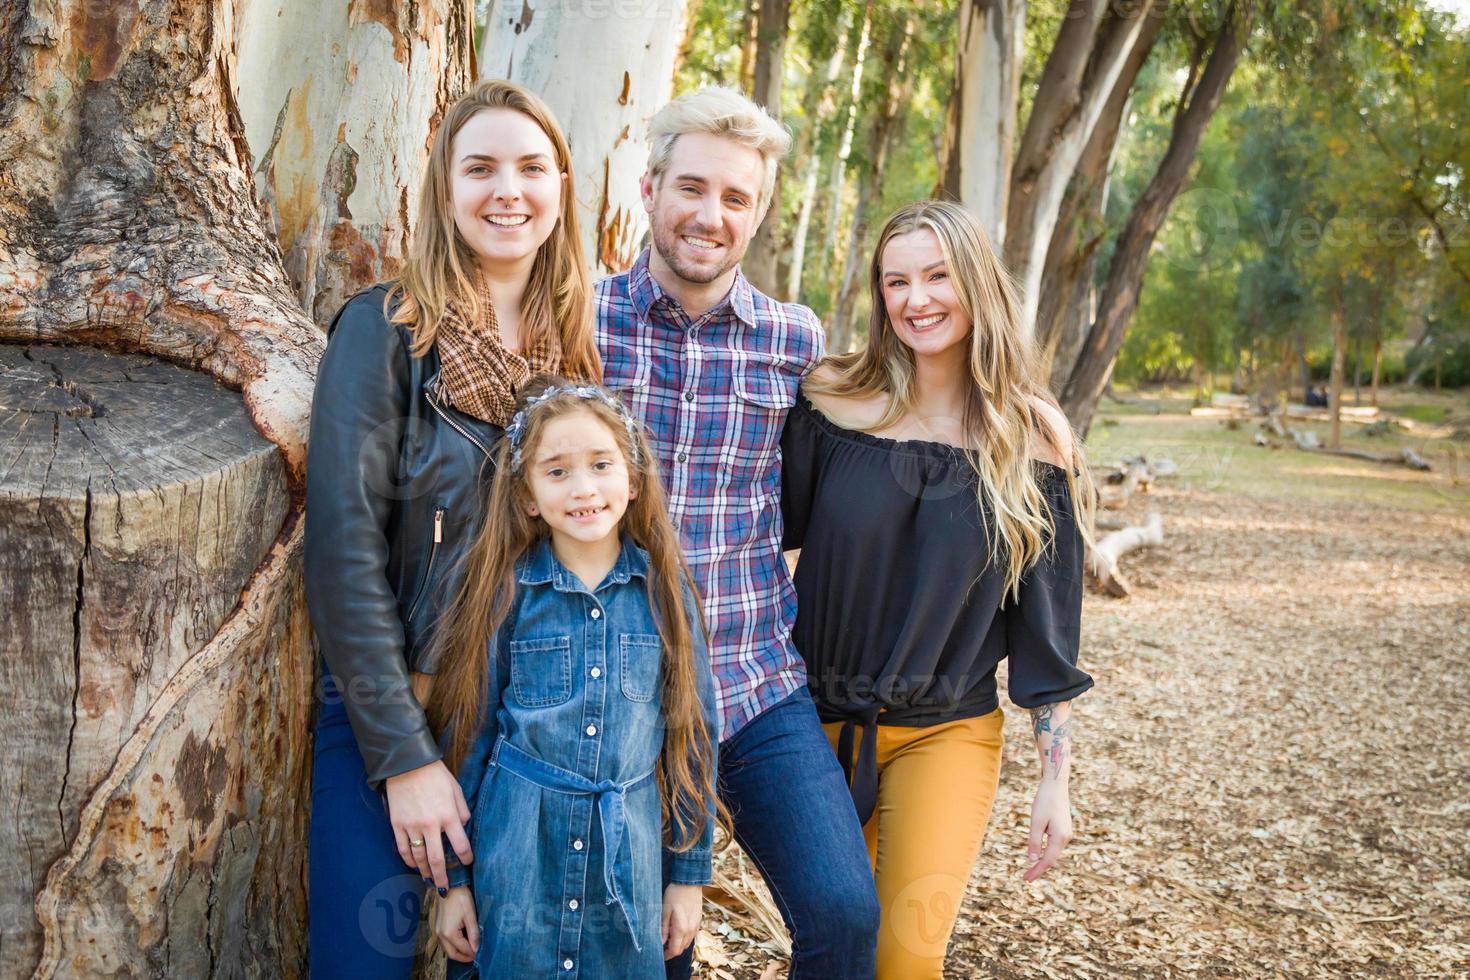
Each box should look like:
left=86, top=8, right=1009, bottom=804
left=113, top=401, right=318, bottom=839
left=835, top=705, right=884, bottom=826
left=490, top=737, right=655, bottom=951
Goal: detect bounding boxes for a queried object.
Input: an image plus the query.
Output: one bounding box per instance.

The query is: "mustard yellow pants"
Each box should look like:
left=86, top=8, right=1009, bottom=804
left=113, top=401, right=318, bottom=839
left=823, top=709, right=1004, bottom=980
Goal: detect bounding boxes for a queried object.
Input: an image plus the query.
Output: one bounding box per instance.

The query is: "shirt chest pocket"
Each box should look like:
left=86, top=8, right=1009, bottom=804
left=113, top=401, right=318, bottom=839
left=720, top=360, right=796, bottom=476
left=619, top=633, right=663, bottom=703
left=509, top=635, right=573, bottom=707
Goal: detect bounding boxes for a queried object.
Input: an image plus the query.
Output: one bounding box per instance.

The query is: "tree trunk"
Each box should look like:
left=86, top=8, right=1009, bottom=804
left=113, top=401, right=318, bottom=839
left=480, top=0, right=689, bottom=274
left=937, top=0, right=1026, bottom=247
left=738, top=0, right=760, bottom=92
left=1036, top=5, right=1164, bottom=388
left=235, top=0, right=474, bottom=326
left=816, top=8, right=872, bottom=293
left=1329, top=286, right=1346, bottom=450
left=831, top=16, right=913, bottom=352
left=746, top=0, right=792, bottom=297
left=1371, top=335, right=1382, bottom=407
left=1353, top=333, right=1362, bottom=405
left=1061, top=4, right=1246, bottom=435
left=1004, top=0, right=1163, bottom=342
left=785, top=7, right=854, bottom=300
left=0, top=0, right=354, bottom=973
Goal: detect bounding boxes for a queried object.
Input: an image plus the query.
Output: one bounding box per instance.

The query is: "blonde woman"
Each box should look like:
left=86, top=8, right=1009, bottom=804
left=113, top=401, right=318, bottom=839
left=781, top=200, right=1096, bottom=979
left=303, top=79, right=598, bottom=978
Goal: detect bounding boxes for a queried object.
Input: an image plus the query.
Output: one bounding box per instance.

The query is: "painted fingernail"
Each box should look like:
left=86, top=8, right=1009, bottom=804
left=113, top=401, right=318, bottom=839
left=438, top=887, right=448, bottom=897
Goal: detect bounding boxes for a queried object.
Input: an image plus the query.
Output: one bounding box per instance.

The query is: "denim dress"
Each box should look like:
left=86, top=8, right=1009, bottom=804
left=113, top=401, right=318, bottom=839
left=445, top=534, right=718, bottom=979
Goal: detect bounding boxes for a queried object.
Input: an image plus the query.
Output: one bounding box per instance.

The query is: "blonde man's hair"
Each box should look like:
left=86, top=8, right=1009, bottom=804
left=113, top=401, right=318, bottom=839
left=646, top=86, right=792, bottom=213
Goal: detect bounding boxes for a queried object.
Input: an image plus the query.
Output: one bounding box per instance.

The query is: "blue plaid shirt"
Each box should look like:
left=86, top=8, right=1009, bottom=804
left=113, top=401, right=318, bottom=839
left=596, top=249, right=825, bottom=740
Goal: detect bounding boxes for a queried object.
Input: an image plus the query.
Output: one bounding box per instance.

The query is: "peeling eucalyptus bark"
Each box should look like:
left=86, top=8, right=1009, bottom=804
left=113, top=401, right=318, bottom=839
left=479, top=0, right=690, bottom=274
left=235, top=0, right=474, bottom=326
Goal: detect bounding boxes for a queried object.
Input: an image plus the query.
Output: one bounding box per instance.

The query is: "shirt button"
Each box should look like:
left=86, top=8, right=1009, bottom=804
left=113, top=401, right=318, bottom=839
left=590, top=608, right=601, bottom=619
left=677, top=452, right=688, bottom=463
left=573, top=839, right=584, bottom=850
left=590, top=666, right=602, bottom=678
left=564, top=959, right=574, bottom=970
left=586, top=724, right=597, bottom=736
left=683, top=391, right=694, bottom=402
left=687, top=329, right=696, bottom=340
left=569, top=899, right=579, bottom=910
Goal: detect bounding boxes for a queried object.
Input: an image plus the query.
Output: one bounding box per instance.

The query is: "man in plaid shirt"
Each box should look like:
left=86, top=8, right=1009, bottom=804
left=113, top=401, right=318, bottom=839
left=597, top=88, right=878, bottom=978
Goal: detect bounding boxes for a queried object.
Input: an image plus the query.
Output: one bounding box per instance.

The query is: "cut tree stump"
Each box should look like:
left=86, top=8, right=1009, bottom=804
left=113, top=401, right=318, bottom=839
left=0, top=345, right=310, bottom=977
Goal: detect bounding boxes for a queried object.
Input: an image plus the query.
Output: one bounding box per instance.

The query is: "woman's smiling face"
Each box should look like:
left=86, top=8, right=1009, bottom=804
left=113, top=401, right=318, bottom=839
left=450, top=107, right=565, bottom=274
left=880, top=228, right=973, bottom=361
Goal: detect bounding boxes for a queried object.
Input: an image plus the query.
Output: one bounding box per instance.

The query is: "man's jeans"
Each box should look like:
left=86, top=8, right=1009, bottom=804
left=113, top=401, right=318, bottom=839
left=665, top=688, right=879, bottom=979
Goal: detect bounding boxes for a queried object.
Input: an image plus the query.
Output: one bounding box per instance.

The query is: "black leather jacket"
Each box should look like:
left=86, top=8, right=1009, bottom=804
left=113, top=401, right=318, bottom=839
left=304, top=285, right=500, bottom=787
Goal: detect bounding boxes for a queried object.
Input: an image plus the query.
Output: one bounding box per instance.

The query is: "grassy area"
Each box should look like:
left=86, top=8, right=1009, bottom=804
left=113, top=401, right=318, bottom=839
left=1084, top=384, right=1470, bottom=513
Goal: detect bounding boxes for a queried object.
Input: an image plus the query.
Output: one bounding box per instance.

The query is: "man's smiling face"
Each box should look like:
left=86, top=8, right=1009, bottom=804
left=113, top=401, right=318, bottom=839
left=642, top=132, right=767, bottom=286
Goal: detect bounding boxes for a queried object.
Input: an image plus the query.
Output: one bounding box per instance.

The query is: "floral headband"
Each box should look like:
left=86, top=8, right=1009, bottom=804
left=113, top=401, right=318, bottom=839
left=505, top=384, right=642, bottom=471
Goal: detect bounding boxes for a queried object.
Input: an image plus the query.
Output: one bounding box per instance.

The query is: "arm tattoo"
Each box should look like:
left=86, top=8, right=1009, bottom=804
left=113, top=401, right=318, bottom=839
left=1029, top=704, right=1072, bottom=781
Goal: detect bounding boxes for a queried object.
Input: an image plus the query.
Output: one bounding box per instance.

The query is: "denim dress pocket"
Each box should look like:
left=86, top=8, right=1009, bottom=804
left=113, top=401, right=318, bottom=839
left=619, top=633, right=662, bottom=703
left=509, top=635, right=573, bottom=707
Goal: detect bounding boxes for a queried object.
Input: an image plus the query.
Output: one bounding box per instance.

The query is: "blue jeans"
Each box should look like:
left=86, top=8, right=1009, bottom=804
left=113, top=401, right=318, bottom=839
left=309, top=669, right=427, bottom=979
left=665, top=688, right=878, bottom=979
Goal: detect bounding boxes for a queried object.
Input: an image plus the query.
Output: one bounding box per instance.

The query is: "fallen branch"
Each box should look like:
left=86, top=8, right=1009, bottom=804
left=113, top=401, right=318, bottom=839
left=1088, top=512, right=1164, bottom=598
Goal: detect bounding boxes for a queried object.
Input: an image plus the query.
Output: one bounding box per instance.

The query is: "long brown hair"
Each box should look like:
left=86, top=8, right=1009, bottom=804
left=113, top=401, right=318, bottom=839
left=387, top=79, right=600, bottom=382
left=806, top=200, right=1096, bottom=599
left=426, top=377, right=719, bottom=850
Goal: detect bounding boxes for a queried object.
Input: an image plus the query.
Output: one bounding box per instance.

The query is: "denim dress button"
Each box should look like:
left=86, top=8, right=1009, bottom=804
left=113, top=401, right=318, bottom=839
left=590, top=608, right=601, bottom=619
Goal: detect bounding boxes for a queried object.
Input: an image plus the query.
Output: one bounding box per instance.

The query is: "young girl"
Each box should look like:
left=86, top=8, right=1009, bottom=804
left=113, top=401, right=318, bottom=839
left=304, top=79, right=599, bottom=976
left=425, top=377, right=720, bottom=978
left=782, top=200, right=1097, bottom=979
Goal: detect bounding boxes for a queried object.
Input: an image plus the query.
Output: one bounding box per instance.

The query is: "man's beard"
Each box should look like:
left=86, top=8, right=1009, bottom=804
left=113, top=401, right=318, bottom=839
left=650, top=218, right=741, bottom=285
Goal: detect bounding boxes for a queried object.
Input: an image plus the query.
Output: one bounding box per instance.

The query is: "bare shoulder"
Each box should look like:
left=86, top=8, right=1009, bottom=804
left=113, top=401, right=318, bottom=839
left=1028, top=395, right=1075, bottom=469
left=801, top=361, right=887, bottom=429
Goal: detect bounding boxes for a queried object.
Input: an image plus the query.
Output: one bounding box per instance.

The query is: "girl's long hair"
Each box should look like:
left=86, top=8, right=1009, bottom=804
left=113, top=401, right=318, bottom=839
left=806, top=200, right=1096, bottom=599
left=386, top=79, right=600, bottom=382
left=426, top=377, right=719, bottom=851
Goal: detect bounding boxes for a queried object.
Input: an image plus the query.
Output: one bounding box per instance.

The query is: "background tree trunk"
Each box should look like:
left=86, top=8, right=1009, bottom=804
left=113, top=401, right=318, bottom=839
left=0, top=0, right=346, bottom=974
left=1329, top=286, right=1346, bottom=449
left=1004, top=0, right=1163, bottom=343
left=746, top=0, right=792, bottom=297
left=830, top=15, right=914, bottom=352
left=479, top=0, right=690, bottom=274
left=234, top=0, right=475, bottom=325
left=785, top=7, right=853, bottom=300
left=1035, top=5, right=1164, bottom=389
left=816, top=7, right=872, bottom=295
left=938, top=0, right=1026, bottom=247
left=1061, top=4, right=1246, bottom=435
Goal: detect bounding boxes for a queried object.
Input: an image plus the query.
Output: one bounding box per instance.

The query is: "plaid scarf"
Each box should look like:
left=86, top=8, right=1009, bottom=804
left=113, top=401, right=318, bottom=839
left=434, top=274, right=560, bottom=427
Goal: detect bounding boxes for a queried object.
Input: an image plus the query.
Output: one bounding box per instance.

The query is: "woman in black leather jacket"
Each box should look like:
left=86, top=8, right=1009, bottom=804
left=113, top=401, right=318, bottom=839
left=302, top=79, right=600, bottom=977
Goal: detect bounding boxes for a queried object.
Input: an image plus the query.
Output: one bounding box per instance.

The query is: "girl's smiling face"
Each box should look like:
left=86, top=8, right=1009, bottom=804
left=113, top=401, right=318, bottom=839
left=880, top=229, right=973, bottom=361
left=450, top=107, right=565, bottom=275
left=524, top=409, right=634, bottom=548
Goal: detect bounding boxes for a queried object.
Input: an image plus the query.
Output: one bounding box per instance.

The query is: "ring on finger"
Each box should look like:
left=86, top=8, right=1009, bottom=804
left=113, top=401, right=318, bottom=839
left=409, top=837, right=426, bottom=848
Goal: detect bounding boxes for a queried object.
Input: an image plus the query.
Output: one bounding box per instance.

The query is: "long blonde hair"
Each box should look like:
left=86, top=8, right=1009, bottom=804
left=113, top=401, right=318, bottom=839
left=807, top=200, right=1096, bottom=599
left=426, top=377, right=720, bottom=851
left=387, top=79, right=600, bottom=382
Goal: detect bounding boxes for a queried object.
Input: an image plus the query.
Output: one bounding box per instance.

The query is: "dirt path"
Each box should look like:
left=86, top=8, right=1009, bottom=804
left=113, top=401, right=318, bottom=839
left=949, top=414, right=1470, bottom=978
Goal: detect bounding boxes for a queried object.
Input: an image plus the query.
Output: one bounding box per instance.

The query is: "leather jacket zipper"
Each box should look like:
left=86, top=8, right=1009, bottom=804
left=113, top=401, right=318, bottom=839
left=426, top=384, right=493, bottom=458
left=407, top=507, right=444, bottom=622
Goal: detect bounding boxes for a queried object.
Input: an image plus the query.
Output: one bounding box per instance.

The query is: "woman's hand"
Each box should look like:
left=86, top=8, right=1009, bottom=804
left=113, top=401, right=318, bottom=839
left=434, top=886, right=480, bottom=963
left=661, top=883, right=704, bottom=960
left=384, top=760, right=473, bottom=892
left=1024, top=778, right=1073, bottom=881
left=1024, top=700, right=1075, bottom=882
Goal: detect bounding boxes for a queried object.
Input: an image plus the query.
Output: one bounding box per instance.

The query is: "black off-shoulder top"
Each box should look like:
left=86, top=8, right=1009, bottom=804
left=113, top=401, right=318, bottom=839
left=780, top=391, right=1093, bottom=823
